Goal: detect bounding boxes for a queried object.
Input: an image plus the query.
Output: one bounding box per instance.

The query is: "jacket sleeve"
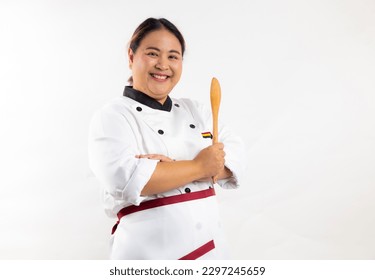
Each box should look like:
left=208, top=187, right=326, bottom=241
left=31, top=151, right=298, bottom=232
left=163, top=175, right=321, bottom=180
left=216, top=118, right=246, bottom=189
left=88, top=104, right=158, bottom=206
left=185, top=99, right=246, bottom=189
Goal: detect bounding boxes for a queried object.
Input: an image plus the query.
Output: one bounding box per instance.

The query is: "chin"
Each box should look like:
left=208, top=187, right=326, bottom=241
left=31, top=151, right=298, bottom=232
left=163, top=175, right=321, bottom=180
left=152, top=86, right=173, bottom=96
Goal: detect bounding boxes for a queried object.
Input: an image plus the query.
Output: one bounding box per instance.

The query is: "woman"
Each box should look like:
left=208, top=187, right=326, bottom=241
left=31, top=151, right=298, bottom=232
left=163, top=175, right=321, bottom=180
left=88, top=18, right=245, bottom=260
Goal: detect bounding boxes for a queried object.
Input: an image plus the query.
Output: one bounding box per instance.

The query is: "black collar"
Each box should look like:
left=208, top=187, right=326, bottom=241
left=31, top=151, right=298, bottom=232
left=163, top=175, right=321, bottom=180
left=123, top=86, right=172, bottom=112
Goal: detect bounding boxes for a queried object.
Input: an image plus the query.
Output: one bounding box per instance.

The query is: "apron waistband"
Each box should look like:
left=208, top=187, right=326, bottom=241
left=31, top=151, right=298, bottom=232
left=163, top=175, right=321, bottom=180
left=111, top=187, right=216, bottom=234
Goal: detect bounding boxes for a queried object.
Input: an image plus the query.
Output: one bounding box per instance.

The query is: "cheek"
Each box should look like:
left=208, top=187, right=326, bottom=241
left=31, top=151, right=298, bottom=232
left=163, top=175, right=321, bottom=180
left=133, top=57, right=152, bottom=73
left=173, top=63, right=183, bottom=80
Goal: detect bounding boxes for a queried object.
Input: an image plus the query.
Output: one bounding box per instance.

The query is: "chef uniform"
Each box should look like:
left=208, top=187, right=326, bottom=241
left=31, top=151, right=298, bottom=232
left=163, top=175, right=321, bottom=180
left=88, top=86, right=245, bottom=260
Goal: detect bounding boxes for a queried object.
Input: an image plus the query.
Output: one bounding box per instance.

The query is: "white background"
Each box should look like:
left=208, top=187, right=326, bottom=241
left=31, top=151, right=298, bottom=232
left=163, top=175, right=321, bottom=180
left=0, top=0, right=374, bottom=259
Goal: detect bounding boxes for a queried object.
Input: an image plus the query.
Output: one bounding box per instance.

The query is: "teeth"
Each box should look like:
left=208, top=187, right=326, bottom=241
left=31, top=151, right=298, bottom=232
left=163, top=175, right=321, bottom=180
left=152, top=74, right=168, bottom=80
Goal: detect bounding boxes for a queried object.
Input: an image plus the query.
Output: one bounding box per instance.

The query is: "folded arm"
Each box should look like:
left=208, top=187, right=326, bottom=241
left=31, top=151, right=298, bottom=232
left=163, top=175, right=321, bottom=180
left=138, top=143, right=232, bottom=196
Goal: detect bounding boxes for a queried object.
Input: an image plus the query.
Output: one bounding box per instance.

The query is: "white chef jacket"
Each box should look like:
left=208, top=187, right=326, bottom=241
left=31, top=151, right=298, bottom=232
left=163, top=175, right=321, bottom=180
left=88, top=87, right=245, bottom=259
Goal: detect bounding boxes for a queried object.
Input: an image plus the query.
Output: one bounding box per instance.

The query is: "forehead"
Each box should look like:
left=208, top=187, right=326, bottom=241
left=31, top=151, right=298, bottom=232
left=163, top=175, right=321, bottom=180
left=140, top=29, right=182, bottom=52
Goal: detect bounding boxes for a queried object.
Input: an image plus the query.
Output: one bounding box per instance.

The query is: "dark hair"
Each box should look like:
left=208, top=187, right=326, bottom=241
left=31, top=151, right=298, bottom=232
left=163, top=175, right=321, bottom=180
left=128, top=18, right=186, bottom=84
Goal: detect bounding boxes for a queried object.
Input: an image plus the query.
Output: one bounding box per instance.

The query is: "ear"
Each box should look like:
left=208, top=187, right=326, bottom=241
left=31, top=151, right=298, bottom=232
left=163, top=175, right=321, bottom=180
left=128, top=48, right=134, bottom=69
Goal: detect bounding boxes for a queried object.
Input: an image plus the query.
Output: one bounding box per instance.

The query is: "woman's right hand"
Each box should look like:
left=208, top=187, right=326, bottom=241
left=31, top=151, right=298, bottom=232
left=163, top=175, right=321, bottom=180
left=193, top=142, right=226, bottom=179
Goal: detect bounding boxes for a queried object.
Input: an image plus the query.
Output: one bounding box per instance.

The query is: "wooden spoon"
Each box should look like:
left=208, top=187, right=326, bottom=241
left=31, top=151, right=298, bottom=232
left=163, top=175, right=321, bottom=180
left=210, top=77, right=221, bottom=183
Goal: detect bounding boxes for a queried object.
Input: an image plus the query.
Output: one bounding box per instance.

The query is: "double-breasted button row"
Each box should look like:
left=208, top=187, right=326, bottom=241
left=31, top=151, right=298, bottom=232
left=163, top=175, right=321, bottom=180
left=135, top=105, right=195, bottom=135
left=157, top=126, right=195, bottom=135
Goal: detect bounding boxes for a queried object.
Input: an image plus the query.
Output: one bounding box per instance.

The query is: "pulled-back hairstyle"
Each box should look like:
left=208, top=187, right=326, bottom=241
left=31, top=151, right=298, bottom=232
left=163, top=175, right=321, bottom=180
left=128, top=18, right=186, bottom=84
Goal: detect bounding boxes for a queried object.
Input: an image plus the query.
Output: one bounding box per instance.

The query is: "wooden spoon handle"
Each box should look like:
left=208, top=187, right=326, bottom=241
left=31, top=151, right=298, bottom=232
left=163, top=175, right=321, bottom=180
left=210, top=77, right=221, bottom=144
left=210, top=77, right=221, bottom=184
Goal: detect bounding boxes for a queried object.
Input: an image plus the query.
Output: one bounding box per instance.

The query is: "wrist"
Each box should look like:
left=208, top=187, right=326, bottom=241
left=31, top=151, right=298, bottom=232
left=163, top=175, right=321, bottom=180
left=191, top=159, right=208, bottom=179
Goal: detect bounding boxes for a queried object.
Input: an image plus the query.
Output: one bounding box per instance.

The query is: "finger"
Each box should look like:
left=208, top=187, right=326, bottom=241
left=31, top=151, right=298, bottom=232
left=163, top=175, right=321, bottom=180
left=160, top=157, right=174, bottom=162
left=212, top=175, right=218, bottom=184
left=147, top=155, right=165, bottom=161
left=137, top=154, right=153, bottom=158
left=144, top=154, right=174, bottom=162
left=214, top=142, right=224, bottom=149
left=138, top=154, right=159, bottom=158
left=135, top=154, right=156, bottom=159
left=146, top=154, right=158, bottom=159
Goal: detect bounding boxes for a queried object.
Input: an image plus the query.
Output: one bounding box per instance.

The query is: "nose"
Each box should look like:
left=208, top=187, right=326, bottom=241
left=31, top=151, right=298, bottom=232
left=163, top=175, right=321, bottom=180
left=155, top=55, right=169, bottom=71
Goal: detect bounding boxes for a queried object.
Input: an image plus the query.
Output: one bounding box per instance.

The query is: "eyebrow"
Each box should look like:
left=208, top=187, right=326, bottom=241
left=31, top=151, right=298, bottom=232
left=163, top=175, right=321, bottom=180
left=145, top=47, right=181, bottom=55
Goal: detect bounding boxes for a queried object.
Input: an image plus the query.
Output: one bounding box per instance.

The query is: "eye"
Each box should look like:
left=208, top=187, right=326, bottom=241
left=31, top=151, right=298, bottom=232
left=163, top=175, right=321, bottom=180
left=169, top=55, right=179, bottom=60
left=147, top=52, right=158, bottom=57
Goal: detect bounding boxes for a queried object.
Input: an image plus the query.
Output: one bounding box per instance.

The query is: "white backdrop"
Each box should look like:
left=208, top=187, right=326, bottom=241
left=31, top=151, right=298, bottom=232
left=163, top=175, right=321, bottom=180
left=1, top=0, right=374, bottom=259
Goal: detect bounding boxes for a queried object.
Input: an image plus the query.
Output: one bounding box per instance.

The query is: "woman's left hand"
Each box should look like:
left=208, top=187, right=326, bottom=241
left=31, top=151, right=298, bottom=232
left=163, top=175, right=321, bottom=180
left=135, top=154, right=174, bottom=162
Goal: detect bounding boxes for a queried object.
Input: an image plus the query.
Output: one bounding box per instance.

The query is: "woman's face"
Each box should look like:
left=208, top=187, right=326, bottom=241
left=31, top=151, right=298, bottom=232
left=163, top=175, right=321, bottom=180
left=129, top=28, right=183, bottom=104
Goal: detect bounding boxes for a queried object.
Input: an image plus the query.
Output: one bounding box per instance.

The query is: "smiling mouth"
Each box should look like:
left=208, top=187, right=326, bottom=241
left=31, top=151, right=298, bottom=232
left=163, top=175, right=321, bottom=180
left=150, top=73, right=170, bottom=80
